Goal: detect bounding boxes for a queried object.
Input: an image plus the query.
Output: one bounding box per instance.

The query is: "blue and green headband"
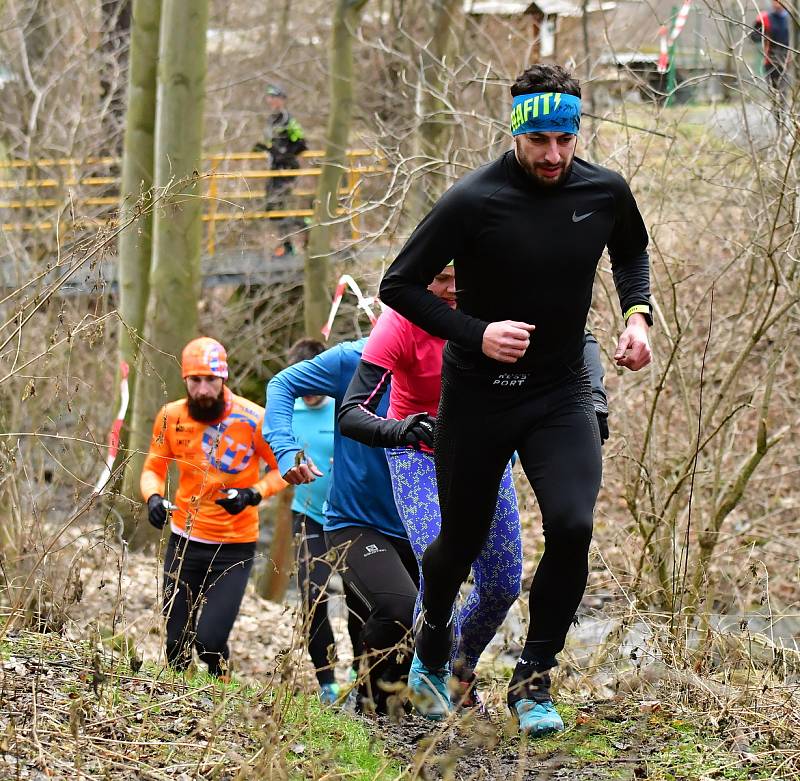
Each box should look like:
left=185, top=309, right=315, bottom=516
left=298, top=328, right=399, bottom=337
left=510, top=92, right=581, bottom=136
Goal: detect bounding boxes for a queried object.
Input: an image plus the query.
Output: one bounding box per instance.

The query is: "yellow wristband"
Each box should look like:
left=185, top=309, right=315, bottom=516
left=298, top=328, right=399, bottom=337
left=624, top=304, right=650, bottom=323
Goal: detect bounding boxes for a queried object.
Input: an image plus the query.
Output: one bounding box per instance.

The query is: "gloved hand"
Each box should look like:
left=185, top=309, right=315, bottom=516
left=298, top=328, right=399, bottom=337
left=597, top=412, right=609, bottom=445
left=397, top=413, right=436, bottom=450
left=215, top=488, right=262, bottom=515
left=147, top=494, right=168, bottom=530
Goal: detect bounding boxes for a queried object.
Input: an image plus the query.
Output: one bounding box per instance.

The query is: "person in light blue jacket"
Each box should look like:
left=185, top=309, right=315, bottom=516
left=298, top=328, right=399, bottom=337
left=265, top=339, right=418, bottom=715
left=284, top=339, right=359, bottom=705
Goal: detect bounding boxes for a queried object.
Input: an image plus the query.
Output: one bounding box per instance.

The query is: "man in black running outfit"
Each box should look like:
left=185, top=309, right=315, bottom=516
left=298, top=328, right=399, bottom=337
left=379, top=64, right=652, bottom=735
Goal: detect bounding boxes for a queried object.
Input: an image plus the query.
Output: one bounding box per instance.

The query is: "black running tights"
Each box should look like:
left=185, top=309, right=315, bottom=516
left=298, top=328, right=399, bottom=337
left=163, top=534, right=255, bottom=677
left=293, top=512, right=362, bottom=685
left=325, top=526, right=418, bottom=712
left=420, top=363, right=602, bottom=670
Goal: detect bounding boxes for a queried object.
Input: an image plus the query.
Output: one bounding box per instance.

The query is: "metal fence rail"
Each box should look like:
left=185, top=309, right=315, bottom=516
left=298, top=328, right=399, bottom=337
left=0, top=149, right=384, bottom=254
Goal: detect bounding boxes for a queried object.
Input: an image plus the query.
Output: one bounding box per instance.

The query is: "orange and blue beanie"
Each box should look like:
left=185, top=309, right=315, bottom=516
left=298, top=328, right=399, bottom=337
left=181, top=337, right=229, bottom=380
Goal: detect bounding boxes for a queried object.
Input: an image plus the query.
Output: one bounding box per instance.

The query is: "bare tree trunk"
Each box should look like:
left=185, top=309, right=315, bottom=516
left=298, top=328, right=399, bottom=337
left=123, top=0, right=209, bottom=547
left=722, top=17, right=738, bottom=102
left=304, top=0, right=369, bottom=337
left=580, top=0, right=596, bottom=159
left=259, top=485, right=295, bottom=601
left=408, top=0, right=460, bottom=225
left=279, top=0, right=292, bottom=43
left=100, top=0, right=132, bottom=154
left=116, top=0, right=160, bottom=513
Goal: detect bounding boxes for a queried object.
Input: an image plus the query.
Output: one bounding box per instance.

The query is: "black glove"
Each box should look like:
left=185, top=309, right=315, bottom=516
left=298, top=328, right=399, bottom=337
left=397, top=413, right=436, bottom=450
left=253, top=141, right=270, bottom=152
left=147, top=494, right=168, bottom=530
left=597, top=412, right=609, bottom=445
left=215, top=488, right=261, bottom=515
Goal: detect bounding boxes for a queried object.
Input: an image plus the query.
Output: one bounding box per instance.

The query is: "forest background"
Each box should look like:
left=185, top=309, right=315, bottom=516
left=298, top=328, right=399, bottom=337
left=0, top=0, right=799, bottom=778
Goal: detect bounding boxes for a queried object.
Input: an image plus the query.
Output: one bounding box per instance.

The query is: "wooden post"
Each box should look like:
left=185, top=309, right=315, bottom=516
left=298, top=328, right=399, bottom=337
left=260, top=485, right=295, bottom=602
left=206, top=158, right=219, bottom=256
left=348, top=163, right=360, bottom=241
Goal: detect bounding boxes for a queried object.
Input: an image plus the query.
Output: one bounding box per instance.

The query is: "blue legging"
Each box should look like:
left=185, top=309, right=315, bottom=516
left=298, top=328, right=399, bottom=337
left=385, top=448, right=522, bottom=670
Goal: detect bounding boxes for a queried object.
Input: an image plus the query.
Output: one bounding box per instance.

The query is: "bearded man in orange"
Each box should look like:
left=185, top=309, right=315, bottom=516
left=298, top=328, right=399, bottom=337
left=141, top=337, right=287, bottom=678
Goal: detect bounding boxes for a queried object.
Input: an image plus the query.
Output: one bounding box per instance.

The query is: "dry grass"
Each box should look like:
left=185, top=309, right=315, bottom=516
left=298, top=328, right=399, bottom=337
left=1, top=5, right=799, bottom=773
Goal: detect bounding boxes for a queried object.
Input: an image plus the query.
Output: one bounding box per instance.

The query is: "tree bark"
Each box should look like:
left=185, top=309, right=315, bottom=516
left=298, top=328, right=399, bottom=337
left=304, top=0, right=369, bottom=337
left=123, top=0, right=209, bottom=547
left=408, top=0, right=460, bottom=226
left=100, top=0, right=133, bottom=154
left=580, top=0, right=596, bottom=159
left=116, top=0, right=160, bottom=519
left=279, top=0, right=292, bottom=44
left=259, top=485, right=295, bottom=601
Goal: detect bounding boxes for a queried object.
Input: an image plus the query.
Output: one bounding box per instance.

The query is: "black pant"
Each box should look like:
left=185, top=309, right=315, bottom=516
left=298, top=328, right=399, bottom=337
left=421, top=360, right=602, bottom=670
left=765, top=60, right=790, bottom=125
left=325, top=526, right=418, bottom=713
left=293, top=512, right=361, bottom=685
left=266, top=161, right=302, bottom=251
left=162, top=534, right=255, bottom=677
left=766, top=61, right=789, bottom=95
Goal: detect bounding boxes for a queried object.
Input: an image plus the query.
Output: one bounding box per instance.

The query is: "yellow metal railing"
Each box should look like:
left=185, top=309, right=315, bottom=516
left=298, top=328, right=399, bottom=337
left=0, top=149, right=383, bottom=253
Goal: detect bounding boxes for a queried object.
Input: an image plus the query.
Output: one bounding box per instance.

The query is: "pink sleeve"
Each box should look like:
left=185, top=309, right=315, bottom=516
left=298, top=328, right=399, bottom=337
left=361, top=308, right=409, bottom=370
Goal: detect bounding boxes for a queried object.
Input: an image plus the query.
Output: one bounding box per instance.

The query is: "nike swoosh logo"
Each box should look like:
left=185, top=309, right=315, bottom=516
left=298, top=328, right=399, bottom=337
left=572, top=211, right=595, bottom=222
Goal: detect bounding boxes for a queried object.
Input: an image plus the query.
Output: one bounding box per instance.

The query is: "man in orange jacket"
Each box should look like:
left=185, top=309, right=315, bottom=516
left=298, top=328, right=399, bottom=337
left=141, top=337, right=287, bottom=678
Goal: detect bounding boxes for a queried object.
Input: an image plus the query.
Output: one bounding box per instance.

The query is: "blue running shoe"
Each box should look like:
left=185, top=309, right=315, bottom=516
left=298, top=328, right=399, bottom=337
left=342, top=685, right=362, bottom=715
left=408, top=652, right=451, bottom=721
left=513, top=699, right=564, bottom=736
left=319, top=682, right=340, bottom=706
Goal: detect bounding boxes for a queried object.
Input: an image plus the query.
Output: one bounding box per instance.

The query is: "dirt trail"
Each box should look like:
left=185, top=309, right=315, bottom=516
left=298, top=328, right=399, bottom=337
left=70, top=547, right=327, bottom=687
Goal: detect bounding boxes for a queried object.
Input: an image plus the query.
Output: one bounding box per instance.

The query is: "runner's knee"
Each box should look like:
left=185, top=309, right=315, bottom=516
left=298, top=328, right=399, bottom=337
left=361, top=595, right=415, bottom=650
left=492, top=569, right=523, bottom=607
left=543, top=504, right=594, bottom=549
left=194, top=626, right=228, bottom=659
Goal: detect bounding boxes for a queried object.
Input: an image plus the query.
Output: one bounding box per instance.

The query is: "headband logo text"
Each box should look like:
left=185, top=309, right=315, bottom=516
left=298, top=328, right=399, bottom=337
left=510, top=92, right=562, bottom=133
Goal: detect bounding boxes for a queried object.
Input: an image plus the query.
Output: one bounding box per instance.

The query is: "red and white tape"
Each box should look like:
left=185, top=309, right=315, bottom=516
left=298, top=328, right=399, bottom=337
left=657, top=0, right=692, bottom=75
left=669, top=0, right=692, bottom=44
left=93, top=361, right=130, bottom=495
left=658, top=25, right=669, bottom=74
left=321, top=274, right=379, bottom=339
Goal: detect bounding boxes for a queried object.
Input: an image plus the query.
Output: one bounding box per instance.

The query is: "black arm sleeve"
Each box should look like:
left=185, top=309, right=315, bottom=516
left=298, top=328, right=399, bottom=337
left=583, top=331, right=608, bottom=416
left=379, top=184, right=490, bottom=350
left=338, top=359, right=405, bottom=448
left=607, top=176, right=652, bottom=324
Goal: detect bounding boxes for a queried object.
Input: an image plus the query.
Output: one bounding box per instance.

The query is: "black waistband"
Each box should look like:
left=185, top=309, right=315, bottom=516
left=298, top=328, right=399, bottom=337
left=168, top=533, right=257, bottom=553
left=443, top=342, right=586, bottom=389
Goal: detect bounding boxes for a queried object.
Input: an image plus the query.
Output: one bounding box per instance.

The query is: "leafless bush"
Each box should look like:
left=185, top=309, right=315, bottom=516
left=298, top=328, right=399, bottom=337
left=1, top=1, right=799, bottom=776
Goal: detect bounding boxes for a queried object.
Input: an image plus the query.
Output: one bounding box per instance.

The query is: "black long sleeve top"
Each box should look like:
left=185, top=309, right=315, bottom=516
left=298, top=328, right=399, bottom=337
left=380, top=151, right=650, bottom=382
left=338, top=330, right=609, bottom=450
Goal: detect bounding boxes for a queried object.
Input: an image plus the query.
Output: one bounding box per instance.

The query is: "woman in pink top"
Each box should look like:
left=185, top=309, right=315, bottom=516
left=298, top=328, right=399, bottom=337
left=339, top=265, right=522, bottom=709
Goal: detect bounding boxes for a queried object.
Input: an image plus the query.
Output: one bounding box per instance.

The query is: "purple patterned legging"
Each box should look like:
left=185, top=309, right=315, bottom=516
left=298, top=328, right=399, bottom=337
left=385, top=448, right=521, bottom=670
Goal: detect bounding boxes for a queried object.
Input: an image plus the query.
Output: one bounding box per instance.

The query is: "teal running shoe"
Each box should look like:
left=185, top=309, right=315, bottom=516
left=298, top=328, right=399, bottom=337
left=513, top=698, right=564, bottom=736
left=319, top=682, right=340, bottom=706
left=408, top=652, right=451, bottom=721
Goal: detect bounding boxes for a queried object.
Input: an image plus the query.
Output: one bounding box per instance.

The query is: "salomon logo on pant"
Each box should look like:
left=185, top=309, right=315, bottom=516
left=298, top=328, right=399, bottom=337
left=363, top=544, right=386, bottom=557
